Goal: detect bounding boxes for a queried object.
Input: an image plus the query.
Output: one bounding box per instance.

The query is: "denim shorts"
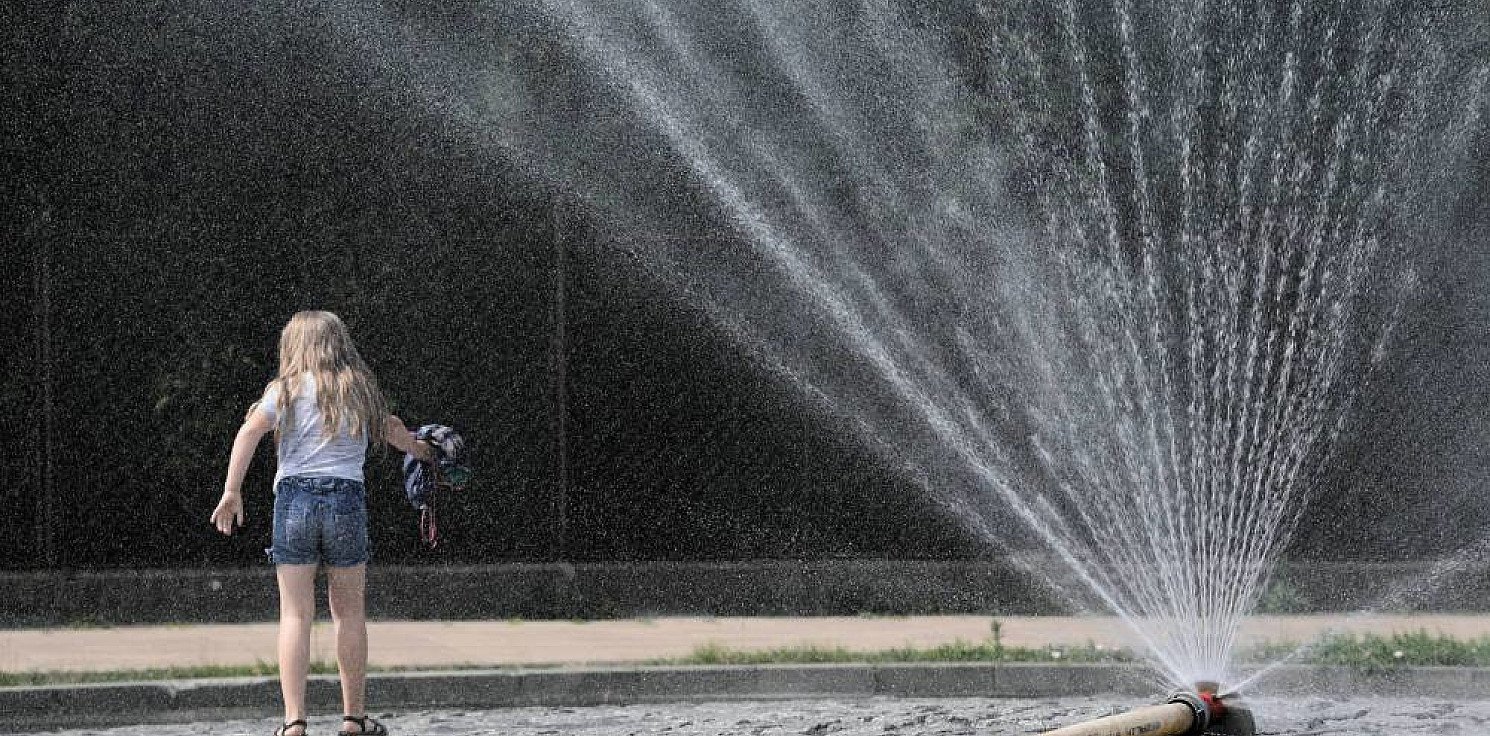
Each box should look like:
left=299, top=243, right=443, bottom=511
left=266, top=475, right=370, bottom=566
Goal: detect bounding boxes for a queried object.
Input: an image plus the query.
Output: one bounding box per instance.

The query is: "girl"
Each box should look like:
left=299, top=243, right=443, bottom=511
left=211, top=311, right=430, bottom=736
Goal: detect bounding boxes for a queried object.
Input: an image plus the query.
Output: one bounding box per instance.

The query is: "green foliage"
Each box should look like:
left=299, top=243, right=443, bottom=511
left=1255, top=578, right=1312, bottom=614
left=659, top=629, right=1490, bottom=670
left=1242, top=630, right=1490, bottom=671
left=0, top=661, right=557, bottom=686
left=651, top=639, right=1133, bottom=666
left=151, top=340, right=265, bottom=473
left=0, top=661, right=333, bottom=687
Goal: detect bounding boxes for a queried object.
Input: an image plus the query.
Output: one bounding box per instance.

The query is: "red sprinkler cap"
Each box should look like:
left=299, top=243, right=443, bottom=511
left=1198, top=690, right=1226, bottom=720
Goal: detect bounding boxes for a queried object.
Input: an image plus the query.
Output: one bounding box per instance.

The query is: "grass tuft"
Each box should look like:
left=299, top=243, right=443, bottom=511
left=0, top=662, right=334, bottom=687
left=1241, top=630, right=1490, bottom=671
left=649, top=640, right=1133, bottom=666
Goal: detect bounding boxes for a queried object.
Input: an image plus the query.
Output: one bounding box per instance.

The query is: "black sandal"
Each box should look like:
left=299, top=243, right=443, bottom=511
left=275, top=720, right=308, bottom=736
left=342, top=715, right=387, bottom=735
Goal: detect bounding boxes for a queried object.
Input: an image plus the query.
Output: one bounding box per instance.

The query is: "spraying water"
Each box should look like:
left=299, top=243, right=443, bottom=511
left=328, top=0, right=1488, bottom=692
left=980, top=0, right=1488, bottom=688
left=988, top=0, right=1489, bottom=687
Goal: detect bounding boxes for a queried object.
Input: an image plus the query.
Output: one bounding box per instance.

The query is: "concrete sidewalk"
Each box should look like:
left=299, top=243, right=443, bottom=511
left=7, top=614, right=1490, bottom=673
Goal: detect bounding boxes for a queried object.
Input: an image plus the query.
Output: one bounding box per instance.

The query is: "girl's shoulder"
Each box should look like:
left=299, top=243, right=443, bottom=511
left=255, top=374, right=316, bottom=418
left=253, top=376, right=284, bottom=416
left=263, top=373, right=318, bottom=399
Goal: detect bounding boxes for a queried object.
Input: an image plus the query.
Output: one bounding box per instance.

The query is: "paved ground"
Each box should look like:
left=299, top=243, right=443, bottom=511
left=13, top=696, right=1490, bottom=735
left=12, top=616, right=1490, bottom=735
left=8, top=615, right=1490, bottom=672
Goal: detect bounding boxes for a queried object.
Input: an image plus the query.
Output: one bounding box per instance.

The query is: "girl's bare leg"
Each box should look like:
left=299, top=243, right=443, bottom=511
left=276, top=564, right=318, bottom=735
left=327, top=563, right=368, bottom=727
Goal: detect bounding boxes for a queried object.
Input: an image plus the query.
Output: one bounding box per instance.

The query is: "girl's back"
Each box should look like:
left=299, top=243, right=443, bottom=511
left=260, top=374, right=369, bottom=484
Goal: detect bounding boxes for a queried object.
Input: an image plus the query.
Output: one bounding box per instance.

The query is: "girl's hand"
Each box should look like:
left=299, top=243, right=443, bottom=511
left=386, top=415, right=435, bottom=462
left=211, top=492, right=245, bottom=535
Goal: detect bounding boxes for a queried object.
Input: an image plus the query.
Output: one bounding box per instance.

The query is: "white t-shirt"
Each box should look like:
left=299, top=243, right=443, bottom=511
left=257, top=375, right=369, bottom=485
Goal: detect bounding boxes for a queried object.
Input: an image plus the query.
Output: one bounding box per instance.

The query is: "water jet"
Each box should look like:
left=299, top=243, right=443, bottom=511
left=1044, top=684, right=1255, bottom=736
left=329, top=0, right=1490, bottom=710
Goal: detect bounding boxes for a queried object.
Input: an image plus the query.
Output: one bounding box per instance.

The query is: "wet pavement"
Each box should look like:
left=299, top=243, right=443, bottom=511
left=19, top=696, right=1490, bottom=736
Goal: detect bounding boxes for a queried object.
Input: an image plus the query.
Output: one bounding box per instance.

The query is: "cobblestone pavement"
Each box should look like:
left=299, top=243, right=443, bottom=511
left=21, top=696, right=1490, bottom=736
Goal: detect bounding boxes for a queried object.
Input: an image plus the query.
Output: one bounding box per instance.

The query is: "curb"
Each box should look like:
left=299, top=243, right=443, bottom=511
left=6, top=663, right=1490, bottom=731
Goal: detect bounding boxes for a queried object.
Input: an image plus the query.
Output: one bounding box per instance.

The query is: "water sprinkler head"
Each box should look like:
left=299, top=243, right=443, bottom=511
left=1191, top=682, right=1226, bottom=720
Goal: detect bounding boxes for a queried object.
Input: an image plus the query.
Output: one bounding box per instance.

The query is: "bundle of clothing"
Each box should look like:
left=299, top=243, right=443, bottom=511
left=401, top=424, right=472, bottom=548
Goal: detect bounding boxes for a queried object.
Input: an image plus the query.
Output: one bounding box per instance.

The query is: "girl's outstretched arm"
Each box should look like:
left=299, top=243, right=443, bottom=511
left=386, top=415, right=434, bottom=461
left=211, top=408, right=273, bottom=535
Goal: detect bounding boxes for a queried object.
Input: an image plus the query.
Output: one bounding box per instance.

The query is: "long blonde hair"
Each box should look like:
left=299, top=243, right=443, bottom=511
left=265, top=311, right=387, bottom=447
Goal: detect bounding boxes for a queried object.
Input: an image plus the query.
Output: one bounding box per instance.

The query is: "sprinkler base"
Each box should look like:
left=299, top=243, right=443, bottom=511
left=1188, top=682, right=1254, bottom=736
left=1200, top=703, right=1255, bottom=736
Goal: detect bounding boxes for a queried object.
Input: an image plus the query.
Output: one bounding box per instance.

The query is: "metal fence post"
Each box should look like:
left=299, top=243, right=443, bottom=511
left=550, top=189, right=570, bottom=563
